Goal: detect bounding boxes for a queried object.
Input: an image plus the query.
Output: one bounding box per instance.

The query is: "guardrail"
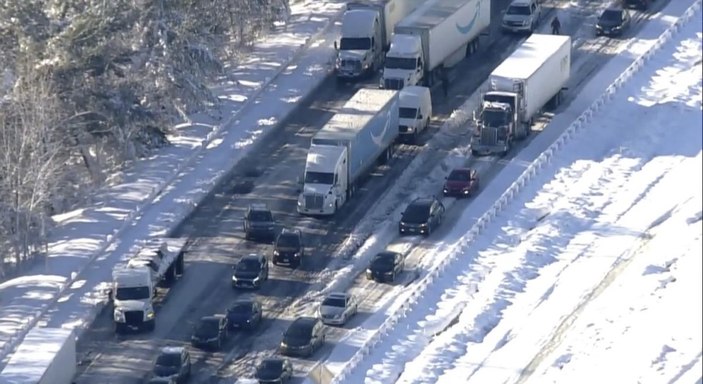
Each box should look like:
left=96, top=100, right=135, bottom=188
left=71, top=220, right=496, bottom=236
left=328, top=1, right=702, bottom=382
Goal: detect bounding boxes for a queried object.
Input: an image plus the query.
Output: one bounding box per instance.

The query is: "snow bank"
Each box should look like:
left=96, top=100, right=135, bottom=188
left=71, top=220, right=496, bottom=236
left=325, top=0, right=702, bottom=382
left=0, top=3, right=344, bottom=363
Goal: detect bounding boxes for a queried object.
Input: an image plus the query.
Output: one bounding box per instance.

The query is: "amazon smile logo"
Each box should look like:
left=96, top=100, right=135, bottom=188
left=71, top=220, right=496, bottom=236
left=456, top=0, right=482, bottom=35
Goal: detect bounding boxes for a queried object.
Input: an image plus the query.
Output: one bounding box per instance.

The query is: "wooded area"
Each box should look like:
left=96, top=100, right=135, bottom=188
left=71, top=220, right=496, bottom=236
left=0, top=0, right=290, bottom=277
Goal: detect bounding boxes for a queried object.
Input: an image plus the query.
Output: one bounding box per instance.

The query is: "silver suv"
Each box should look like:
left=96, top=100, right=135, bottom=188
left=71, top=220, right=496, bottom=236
left=502, top=0, right=542, bottom=34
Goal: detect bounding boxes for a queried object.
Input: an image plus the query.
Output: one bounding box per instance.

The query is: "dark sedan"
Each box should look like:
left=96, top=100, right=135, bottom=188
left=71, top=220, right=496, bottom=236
left=191, top=315, right=228, bottom=350
left=255, top=357, right=294, bottom=383
left=399, top=197, right=445, bottom=236
left=366, top=251, right=405, bottom=283
left=226, top=298, right=263, bottom=330
left=596, top=8, right=631, bottom=37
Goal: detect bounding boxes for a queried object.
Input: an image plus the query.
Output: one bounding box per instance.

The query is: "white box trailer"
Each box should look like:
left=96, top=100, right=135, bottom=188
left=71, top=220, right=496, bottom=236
left=472, top=34, right=571, bottom=156
left=381, top=0, right=491, bottom=89
left=0, top=328, right=76, bottom=384
left=489, top=33, right=571, bottom=124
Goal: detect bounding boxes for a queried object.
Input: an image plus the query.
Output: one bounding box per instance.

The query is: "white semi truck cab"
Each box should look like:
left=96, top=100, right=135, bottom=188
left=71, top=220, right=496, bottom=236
left=112, top=266, right=157, bottom=333
left=297, top=145, right=348, bottom=215
left=381, top=34, right=423, bottom=90
left=335, top=9, right=383, bottom=80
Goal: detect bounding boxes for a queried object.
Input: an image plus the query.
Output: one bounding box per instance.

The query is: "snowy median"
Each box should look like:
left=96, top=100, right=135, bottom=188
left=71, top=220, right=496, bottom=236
left=315, top=0, right=702, bottom=382
left=0, top=1, right=345, bottom=363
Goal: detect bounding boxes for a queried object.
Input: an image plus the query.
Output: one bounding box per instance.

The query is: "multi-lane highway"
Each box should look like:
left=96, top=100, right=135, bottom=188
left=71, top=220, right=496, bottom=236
left=72, top=0, right=671, bottom=383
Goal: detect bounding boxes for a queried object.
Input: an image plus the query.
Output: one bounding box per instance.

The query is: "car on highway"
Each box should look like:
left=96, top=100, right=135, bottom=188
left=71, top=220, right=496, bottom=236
left=623, top=0, right=651, bottom=11
left=399, top=196, right=445, bottom=236
left=443, top=168, right=480, bottom=198
left=366, top=251, right=405, bottom=283
left=255, top=357, right=294, bottom=383
left=232, top=254, right=270, bottom=289
left=191, top=314, right=229, bottom=350
left=318, top=292, right=359, bottom=326
left=226, top=297, right=263, bottom=330
left=152, top=346, right=191, bottom=383
left=596, top=7, right=631, bottom=37
left=244, top=203, right=277, bottom=241
left=273, top=227, right=304, bottom=268
left=280, top=316, right=326, bottom=357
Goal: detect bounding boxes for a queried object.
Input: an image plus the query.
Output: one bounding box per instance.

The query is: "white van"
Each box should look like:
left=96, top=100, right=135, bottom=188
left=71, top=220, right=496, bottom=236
left=398, top=86, right=432, bottom=144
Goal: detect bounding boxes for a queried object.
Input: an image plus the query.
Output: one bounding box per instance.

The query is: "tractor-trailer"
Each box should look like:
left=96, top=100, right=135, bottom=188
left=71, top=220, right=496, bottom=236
left=381, top=0, right=491, bottom=90
left=0, top=328, right=76, bottom=384
left=472, top=34, right=571, bottom=156
left=298, top=88, right=399, bottom=216
left=111, top=237, right=188, bottom=334
left=336, top=0, right=426, bottom=81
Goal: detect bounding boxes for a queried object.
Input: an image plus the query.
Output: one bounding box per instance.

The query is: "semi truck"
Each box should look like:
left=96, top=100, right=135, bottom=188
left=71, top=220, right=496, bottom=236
left=471, top=34, right=571, bottom=156
left=297, top=88, right=399, bottom=216
left=0, top=327, right=75, bottom=384
left=110, top=237, right=188, bottom=334
left=335, top=0, right=425, bottom=81
left=380, top=0, right=491, bottom=90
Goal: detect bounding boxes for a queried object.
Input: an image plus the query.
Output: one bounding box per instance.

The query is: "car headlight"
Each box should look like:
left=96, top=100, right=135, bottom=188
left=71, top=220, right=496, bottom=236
left=596, top=25, right=603, bottom=30
left=273, top=250, right=280, bottom=256
left=146, top=309, right=155, bottom=319
left=232, top=275, right=238, bottom=282
left=420, top=223, right=428, bottom=227
left=280, top=341, right=288, bottom=348
left=253, top=276, right=260, bottom=283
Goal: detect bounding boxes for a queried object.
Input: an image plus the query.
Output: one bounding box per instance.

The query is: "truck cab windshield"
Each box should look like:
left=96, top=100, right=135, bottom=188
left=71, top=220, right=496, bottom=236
left=385, top=57, right=417, bottom=70
left=115, top=286, right=150, bottom=300
left=399, top=107, right=419, bottom=119
left=340, top=37, right=371, bottom=50
left=305, top=171, right=334, bottom=185
left=482, top=109, right=510, bottom=127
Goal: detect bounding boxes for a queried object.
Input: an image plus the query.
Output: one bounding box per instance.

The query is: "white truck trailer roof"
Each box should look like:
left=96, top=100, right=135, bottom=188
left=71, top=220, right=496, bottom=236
left=491, top=34, right=571, bottom=81
left=0, top=327, right=75, bottom=384
left=397, top=0, right=471, bottom=30
left=316, top=89, right=397, bottom=141
left=341, top=9, right=377, bottom=37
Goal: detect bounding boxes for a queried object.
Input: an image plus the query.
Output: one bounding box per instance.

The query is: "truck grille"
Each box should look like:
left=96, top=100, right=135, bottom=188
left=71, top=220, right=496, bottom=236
left=125, top=310, right=143, bottom=324
left=304, top=194, right=324, bottom=210
left=480, top=127, right=498, bottom=146
left=507, top=20, right=524, bottom=27
left=340, top=60, right=361, bottom=71
left=384, top=78, right=404, bottom=90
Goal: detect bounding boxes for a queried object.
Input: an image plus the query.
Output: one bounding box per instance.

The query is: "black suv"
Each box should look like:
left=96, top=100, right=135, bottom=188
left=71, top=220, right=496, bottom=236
left=273, top=228, right=304, bottom=268
left=255, top=357, right=294, bottom=383
left=152, top=346, right=191, bottom=383
left=226, top=297, right=263, bottom=330
left=244, top=203, right=276, bottom=241
left=280, top=317, right=326, bottom=357
left=399, top=197, right=445, bottom=236
left=366, top=251, right=405, bottom=283
left=191, top=315, right=228, bottom=350
left=232, top=254, right=269, bottom=289
left=596, top=7, right=631, bottom=37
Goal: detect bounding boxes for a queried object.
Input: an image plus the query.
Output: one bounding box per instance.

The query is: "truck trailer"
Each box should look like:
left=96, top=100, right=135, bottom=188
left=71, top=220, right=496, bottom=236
left=111, top=237, right=188, bottom=334
left=0, top=328, right=75, bottom=384
left=381, top=0, right=491, bottom=90
left=335, top=0, right=425, bottom=81
left=472, top=34, right=571, bottom=156
left=297, top=88, right=399, bottom=216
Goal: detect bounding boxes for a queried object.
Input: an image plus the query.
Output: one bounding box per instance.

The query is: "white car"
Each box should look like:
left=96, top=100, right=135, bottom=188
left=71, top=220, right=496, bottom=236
left=317, top=292, right=358, bottom=326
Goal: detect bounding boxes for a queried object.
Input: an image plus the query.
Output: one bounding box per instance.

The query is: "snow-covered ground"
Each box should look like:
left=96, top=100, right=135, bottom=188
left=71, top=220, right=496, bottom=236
left=0, top=0, right=344, bottom=362
left=336, top=2, right=702, bottom=383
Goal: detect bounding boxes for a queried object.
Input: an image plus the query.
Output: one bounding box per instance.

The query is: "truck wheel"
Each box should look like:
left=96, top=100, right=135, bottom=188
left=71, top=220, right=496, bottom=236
left=146, top=319, right=156, bottom=332
left=165, top=265, right=176, bottom=285
left=115, top=323, right=125, bottom=334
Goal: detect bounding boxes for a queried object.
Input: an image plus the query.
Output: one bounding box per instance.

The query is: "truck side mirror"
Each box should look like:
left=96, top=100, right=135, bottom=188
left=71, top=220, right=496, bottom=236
left=472, top=111, right=477, bottom=121
left=334, top=41, right=338, bottom=51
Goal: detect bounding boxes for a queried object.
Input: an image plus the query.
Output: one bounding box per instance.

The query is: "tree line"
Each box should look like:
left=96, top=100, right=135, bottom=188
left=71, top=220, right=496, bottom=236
left=0, top=0, right=290, bottom=278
